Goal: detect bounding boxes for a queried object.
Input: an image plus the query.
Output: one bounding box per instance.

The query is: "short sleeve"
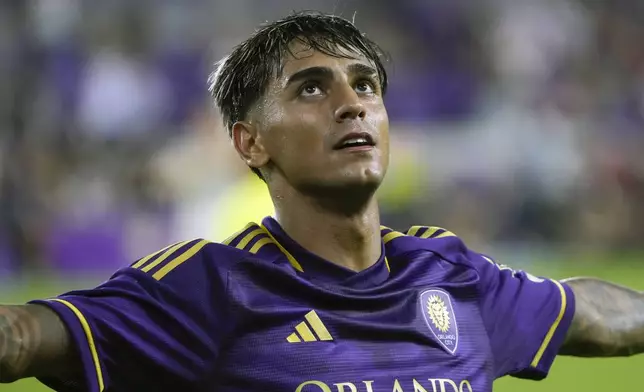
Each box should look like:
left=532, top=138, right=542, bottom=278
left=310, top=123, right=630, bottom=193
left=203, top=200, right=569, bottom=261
left=29, top=239, right=230, bottom=392
left=471, top=252, right=576, bottom=380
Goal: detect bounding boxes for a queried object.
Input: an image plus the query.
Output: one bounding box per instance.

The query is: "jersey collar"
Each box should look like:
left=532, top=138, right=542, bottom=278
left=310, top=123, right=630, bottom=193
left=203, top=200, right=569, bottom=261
left=261, top=216, right=390, bottom=288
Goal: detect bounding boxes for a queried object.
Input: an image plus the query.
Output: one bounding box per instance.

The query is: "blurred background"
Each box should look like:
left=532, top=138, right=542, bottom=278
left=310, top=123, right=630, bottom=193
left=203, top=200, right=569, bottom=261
left=0, top=0, right=643, bottom=390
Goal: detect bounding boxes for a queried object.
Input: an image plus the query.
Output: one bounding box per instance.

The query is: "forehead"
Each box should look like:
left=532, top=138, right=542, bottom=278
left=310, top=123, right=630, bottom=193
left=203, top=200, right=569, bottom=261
left=278, top=40, right=373, bottom=81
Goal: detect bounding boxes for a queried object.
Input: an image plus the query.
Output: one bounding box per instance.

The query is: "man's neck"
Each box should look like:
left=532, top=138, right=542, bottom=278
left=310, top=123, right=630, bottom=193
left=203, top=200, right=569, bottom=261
left=271, top=188, right=382, bottom=272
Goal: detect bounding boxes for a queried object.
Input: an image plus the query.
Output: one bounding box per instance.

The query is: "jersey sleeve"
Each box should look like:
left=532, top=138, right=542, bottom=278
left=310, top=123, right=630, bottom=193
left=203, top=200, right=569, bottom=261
left=28, top=239, right=231, bottom=392
left=471, top=251, right=576, bottom=380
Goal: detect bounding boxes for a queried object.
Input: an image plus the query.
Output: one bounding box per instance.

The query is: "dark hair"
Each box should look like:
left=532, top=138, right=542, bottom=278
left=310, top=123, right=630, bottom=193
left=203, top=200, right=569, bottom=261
left=208, top=11, right=389, bottom=180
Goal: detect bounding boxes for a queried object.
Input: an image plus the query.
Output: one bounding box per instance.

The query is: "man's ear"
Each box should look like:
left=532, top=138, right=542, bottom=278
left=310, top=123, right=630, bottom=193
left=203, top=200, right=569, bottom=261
left=231, top=121, right=270, bottom=170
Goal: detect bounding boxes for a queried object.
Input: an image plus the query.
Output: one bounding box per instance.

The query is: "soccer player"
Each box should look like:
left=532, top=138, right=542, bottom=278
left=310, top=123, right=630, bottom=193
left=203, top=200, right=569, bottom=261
left=1, top=12, right=643, bottom=392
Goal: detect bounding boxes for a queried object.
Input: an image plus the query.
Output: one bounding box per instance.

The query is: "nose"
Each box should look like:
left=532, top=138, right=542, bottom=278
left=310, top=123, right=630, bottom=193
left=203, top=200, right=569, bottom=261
left=334, top=91, right=366, bottom=123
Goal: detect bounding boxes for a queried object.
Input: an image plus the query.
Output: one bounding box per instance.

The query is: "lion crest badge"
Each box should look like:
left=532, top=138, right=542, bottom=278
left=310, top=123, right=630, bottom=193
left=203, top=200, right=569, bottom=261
left=419, top=289, right=458, bottom=354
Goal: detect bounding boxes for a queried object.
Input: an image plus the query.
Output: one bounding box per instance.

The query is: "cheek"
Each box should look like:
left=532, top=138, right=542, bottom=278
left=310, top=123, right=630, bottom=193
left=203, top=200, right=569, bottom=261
left=262, top=103, right=292, bottom=156
left=264, top=107, right=328, bottom=163
left=283, top=106, right=329, bottom=145
left=370, top=106, right=390, bottom=147
left=263, top=102, right=284, bottom=128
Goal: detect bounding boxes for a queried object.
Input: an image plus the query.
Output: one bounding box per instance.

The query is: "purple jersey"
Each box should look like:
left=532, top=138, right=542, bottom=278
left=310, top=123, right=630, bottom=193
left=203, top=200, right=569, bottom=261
left=30, top=217, right=575, bottom=392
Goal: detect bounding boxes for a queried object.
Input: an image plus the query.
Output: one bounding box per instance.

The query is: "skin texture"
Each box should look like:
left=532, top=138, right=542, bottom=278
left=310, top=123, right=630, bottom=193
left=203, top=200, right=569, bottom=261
left=0, top=305, right=76, bottom=382
left=559, top=278, right=644, bottom=357
left=236, top=43, right=389, bottom=196
left=1, top=45, right=643, bottom=385
left=232, top=42, right=389, bottom=272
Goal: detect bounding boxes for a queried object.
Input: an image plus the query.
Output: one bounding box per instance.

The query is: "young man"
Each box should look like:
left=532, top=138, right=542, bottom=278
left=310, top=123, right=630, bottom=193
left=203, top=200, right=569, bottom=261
left=1, top=12, right=643, bottom=392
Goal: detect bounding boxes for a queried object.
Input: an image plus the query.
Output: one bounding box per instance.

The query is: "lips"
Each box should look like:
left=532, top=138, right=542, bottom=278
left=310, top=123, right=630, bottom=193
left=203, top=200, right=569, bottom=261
left=333, top=132, right=376, bottom=150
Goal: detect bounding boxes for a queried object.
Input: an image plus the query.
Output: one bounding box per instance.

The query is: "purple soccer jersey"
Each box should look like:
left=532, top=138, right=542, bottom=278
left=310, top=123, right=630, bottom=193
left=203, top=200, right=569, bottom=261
left=30, top=217, right=575, bottom=392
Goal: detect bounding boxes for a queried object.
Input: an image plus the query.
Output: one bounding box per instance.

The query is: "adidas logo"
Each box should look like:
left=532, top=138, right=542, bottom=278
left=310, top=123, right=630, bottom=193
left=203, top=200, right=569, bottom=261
left=286, top=310, right=334, bottom=343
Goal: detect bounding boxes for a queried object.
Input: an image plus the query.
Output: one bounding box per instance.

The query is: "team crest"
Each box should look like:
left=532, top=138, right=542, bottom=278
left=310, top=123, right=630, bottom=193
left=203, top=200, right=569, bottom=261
left=419, top=289, right=458, bottom=354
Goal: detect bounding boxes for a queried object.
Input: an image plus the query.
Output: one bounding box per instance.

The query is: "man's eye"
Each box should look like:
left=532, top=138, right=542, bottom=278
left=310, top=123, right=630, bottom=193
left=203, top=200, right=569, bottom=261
left=300, top=83, right=323, bottom=97
left=355, top=81, right=375, bottom=94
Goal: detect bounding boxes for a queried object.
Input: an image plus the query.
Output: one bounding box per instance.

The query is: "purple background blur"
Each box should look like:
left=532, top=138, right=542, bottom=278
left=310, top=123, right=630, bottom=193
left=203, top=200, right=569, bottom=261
left=1, top=0, right=644, bottom=277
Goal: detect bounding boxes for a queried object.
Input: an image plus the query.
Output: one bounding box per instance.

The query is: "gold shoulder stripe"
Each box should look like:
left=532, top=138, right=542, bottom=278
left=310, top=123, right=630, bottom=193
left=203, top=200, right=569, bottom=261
left=406, top=226, right=424, bottom=237
left=153, top=239, right=210, bottom=280
left=383, top=230, right=405, bottom=244
left=249, top=237, right=273, bottom=254
left=435, top=230, right=456, bottom=238
left=222, top=222, right=256, bottom=246
left=236, top=228, right=264, bottom=250
left=406, top=226, right=457, bottom=239
left=49, top=299, right=104, bottom=392
left=260, top=225, right=304, bottom=272
left=419, top=227, right=442, bottom=239
left=131, top=241, right=182, bottom=269
left=139, top=240, right=195, bottom=273
left=530, top=280, right=567, bottom=368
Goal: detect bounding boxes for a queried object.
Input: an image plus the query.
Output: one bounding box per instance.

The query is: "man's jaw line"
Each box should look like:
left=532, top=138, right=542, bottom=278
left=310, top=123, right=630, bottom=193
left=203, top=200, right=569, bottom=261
left=271, top=177, right=381, bottom=219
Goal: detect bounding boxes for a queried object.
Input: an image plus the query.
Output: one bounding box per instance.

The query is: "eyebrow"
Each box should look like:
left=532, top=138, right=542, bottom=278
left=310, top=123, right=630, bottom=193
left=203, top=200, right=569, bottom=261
left=284, top=63, right=379, bottom=89
left=284, top=66, right=334, bottom=88
left=346, top=63, right=378, bottom=79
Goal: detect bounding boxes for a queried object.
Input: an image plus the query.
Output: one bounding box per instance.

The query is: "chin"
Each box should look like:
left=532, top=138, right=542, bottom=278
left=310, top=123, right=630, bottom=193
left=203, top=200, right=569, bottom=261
left=311, top=168, right=384, bottom=195
left=348, top=162, right=388, bottom=183
left=349, top=168, right=384, bottom=187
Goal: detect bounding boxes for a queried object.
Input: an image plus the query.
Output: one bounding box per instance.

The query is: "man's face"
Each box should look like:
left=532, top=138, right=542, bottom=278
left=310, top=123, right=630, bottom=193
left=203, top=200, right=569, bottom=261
left=239, top=42, right=389, bottom=194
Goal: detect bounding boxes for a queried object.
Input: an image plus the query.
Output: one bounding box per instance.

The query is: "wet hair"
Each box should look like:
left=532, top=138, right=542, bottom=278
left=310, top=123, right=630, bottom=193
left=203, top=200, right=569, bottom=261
left=208, top=11, right=389, bottom=180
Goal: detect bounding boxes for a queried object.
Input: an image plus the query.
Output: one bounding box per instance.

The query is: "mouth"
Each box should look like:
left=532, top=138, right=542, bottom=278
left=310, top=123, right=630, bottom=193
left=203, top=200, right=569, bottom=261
left=333, top=132, right=376, bottom=151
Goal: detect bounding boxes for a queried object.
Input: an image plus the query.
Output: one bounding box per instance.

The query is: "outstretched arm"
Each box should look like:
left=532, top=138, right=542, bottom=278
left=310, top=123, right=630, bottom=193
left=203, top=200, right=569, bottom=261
left=559, top=277, right=644, bottom=357
left=0, top=304, right=78, bottom=383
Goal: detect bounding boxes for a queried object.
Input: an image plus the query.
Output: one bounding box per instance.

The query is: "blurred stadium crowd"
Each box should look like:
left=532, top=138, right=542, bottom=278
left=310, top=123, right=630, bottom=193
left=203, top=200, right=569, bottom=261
left=0, top=0, right=643, bottom=276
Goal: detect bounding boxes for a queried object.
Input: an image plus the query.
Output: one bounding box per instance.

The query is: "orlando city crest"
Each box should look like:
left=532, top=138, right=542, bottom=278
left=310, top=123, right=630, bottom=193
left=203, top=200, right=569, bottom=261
left=419, top=289, right=458, bottom=354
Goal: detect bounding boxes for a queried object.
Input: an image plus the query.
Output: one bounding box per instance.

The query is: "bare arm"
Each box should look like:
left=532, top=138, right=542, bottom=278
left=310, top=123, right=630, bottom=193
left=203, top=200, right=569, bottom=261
left=559, top=277, right=644, bottom=357
left=0, top=304, right=78, bottom=383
